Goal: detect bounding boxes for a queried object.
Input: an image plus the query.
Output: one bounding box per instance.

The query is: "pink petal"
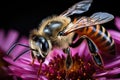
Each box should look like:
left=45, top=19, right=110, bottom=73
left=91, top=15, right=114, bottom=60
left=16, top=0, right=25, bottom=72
left=22, top=75, right=47, bottom=80
left=108, top=30, right=120, bottom=54
left=21, top=74, right=37, bottom=79
left=71, top=40, right=88, bottom=57
left=8, top=66, right=24, bottom=76
left=9, top=37, right=29, bottom=58
left=94, top=72, right=108, bottom=77
left=108, top=30, right=120, bottom=43
left=115, top=17, right=120, bottom=31
left=105, top=59, right=120, bottom=68
left=18, top=36, right=29, bottom=45
left=3, top=57, right=34, bottom=70
left=97, top=77, right=106, bottom=80
left=20, top=56, right=41, bottom=66
left=45, top=49, right=65, bottom=65
left=94, top=68, right=120, bottom=77
left=107, top=68, right=120, bottom=75
left=0, top=29, right=5, bottom=49
left=2, top=30, right=19, bottom=51
left=97, top=77, right=120, bottom=80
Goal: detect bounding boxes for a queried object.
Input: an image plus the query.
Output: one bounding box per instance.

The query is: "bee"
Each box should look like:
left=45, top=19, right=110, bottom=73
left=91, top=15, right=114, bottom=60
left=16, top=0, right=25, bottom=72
left=7, top=0, right=115, bottom=73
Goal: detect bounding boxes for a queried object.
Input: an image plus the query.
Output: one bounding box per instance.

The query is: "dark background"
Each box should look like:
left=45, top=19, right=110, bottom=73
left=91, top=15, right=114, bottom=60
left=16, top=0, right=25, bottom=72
left=0, top=0, right=120, bottom=37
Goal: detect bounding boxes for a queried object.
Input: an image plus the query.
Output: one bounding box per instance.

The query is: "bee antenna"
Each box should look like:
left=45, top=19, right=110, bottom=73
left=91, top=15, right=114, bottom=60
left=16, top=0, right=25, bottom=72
left=13, top=48, right=36, bottom=61
left=7, top=43, right=30, bottom=55
left=13, top=49, right=30, bottom=61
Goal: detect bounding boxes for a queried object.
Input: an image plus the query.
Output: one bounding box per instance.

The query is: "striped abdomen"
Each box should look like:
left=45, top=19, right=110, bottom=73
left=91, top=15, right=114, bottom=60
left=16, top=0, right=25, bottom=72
left=76, top=25, right=115, bottom=55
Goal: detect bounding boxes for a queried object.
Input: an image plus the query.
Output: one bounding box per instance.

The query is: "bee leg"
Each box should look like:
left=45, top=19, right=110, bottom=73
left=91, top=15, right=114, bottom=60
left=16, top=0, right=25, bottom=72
left=69, top=36, right=85, bottom=48
left=86, top=38, right=104, bottom=68
left=72, top=33, right=78, bottom=41
left=63, top=48, right=73, bottom=80
left=37, top=61, right=42, bottom=77
left=31, top=52, right=36, bottom=65
left=36, top=55, right=43, bottom=77
left=63, top=48, right=73, bottom=69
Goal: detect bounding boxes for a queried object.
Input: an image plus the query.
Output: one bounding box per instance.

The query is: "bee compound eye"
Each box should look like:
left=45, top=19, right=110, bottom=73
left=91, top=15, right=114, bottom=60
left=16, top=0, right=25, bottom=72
left=32, top=36, right=49, bottom=53
left=38, top=37, right=49, bottom=52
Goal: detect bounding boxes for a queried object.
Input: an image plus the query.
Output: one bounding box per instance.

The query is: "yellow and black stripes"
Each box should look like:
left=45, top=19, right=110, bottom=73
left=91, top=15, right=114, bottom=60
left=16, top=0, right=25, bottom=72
left=74, top=25, right=115, bottom=55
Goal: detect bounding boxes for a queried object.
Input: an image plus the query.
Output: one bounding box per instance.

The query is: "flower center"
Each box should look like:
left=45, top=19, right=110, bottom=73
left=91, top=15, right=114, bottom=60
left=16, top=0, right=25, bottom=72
left=42, top=54, right=96, bottom=80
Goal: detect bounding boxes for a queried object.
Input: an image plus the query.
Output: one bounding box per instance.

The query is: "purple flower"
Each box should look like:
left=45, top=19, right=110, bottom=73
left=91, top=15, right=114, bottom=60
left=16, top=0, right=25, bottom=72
left=2, top=17, right=120, bottom=80
left=0, top=29, right=21, bottom=80
left=0, top=29, right=48, bottom=80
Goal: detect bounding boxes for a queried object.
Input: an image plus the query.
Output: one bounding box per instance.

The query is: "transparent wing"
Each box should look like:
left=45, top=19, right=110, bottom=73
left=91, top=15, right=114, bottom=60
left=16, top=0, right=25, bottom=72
left=90, top=12, right=114, bottom=24
left=64, top=12, right=114, bottom=34
left=61, top=0, right=93, bottom=16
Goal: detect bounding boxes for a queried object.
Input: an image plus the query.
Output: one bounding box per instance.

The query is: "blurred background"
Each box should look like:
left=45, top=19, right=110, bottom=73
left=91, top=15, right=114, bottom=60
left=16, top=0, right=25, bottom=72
left=0, top=0, right=120, bottom=37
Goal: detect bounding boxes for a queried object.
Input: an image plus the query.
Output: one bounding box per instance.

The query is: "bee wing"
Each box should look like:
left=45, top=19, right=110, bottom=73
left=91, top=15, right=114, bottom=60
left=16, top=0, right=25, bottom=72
left=61, top=0, right=93, bottom=16
left=64, top=12, right=114, bottom=34
left=90, top=12, right=114, bottom=24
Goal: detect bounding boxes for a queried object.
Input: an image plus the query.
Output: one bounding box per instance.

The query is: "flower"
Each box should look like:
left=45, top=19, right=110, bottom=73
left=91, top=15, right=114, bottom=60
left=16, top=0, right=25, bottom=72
left=42, top=52, right=96, bottom=80
left=2, top=17, right=120, bottom=80
left=0, top=29, right=21, bottom=80
left=0, top=29, right=49, bottom=80
left=41, top=42, right=120, bottom=80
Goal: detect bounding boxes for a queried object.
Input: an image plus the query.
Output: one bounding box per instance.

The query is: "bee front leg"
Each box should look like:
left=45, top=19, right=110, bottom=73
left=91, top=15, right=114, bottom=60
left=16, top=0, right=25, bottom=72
left=31, top=52, right=43, bottom=76
left=86, top=38, right=104, bottom=68
left=31, top=52, right=36, bottom=65
left=63, top=48, right=73, bottom=80
left=36, top=55, right=43, bottom=77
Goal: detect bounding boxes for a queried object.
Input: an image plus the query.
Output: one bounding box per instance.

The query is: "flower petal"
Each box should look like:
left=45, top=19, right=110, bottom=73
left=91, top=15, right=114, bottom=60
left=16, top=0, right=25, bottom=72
left=115, top=17, right=120, bottom=31
left=108, top=30, right=120, bottom=43
left=0, top=29, right=5, bottom=48
left=94, top=67, right=120, bottom=78
left=107, top=68, right=120, bottom=75
left=3, top=30, right=19, bottom=52
left=97, top=77, right=106, bottom=80
left=108, top=30, right=120, bottom=54
left=105, top=59, right=120, bottom=69
left=9, top=36, right=29, bottom=58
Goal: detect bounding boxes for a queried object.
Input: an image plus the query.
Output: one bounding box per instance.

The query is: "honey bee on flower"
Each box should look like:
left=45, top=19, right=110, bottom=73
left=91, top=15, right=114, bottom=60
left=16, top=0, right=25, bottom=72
left=7, top=0, right=115, bottom=79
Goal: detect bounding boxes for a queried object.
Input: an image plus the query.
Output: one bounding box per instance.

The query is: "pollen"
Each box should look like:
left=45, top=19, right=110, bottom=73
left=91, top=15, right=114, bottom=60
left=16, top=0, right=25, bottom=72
left=57, top=75, right=61, bottom=79
left=42, top=54, right=96, bottom=80
left=83, top=72, right=86, bottom=76
left=46, top=73, right=49, bottom=77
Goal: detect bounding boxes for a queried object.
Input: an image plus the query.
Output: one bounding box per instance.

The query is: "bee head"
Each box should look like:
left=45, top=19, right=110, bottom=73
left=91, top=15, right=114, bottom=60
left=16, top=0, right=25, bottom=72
left=30, top=35, right=50, bottom=59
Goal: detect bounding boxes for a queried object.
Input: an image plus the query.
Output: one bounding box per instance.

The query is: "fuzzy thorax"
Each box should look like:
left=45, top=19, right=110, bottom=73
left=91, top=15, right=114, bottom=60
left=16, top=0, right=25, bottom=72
left=51, top=32, right=74, bottom=49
